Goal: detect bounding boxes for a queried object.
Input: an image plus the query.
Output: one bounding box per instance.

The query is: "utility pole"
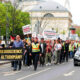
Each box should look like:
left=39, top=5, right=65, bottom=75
left=0, top=27, right=1, bottom=40
left=6, top=4, right=9, bottom=46
left=12, top=0, right=19, bottom=36
left=5, top=0, right=10, bottom=46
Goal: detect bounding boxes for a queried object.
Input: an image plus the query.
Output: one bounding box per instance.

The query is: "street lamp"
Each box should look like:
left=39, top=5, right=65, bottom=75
left=4, top=0, right=10, bottom=46
left=0, top=26, right=2, bottom=40
left=12, top=0, right=19, bottom=35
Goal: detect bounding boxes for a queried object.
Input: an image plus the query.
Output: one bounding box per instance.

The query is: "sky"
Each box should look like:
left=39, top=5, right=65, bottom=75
left=11, top=0, right=80, bottom=25
left=46, top=0, right=80, bottom=25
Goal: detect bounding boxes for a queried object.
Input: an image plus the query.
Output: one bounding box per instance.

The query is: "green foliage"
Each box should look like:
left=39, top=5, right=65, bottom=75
left=0, top=3, right=30, bottom=36
left=76, top=29, right=80, bottom=37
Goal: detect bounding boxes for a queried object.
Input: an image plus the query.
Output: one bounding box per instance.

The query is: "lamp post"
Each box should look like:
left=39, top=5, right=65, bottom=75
left=0, top=26, right=2, bottom=40
left=12, top=0, right=19, bottom=36
left=4, top=0, right=10, bottom=46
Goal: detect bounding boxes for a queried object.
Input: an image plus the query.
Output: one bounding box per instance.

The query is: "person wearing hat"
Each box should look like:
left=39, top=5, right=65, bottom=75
left=31, top=37, right=41, bottom=71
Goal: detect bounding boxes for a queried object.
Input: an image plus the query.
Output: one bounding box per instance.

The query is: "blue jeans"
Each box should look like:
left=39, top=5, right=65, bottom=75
left=33, top=54, right=39, bottom=70
left=14, top=61, right=22, bottom=70
left=25, top=54, right=27, bottom=65
left=70, top=51, right=73, bottom=58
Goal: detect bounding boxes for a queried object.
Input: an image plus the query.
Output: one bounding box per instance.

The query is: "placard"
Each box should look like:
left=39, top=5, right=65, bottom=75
left=22, top=25, right=32, bottom=35
left=0, top=48, right=23, bottom=60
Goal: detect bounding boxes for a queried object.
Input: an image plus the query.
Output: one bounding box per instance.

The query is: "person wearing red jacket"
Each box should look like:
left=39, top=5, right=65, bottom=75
left=45, top=41, right=52, bottom=66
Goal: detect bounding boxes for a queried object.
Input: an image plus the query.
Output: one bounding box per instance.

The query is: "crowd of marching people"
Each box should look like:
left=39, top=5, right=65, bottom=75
left=0, top=35, right=80, bottom=71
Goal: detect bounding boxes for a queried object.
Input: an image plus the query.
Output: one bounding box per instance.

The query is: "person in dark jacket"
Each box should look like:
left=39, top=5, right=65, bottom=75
left=60, top=42, right=64, bottom=63
left=64, top=40, right=69, bottom=62
left=9, top=40, right=14, bottom=67
left=27, top=41, right=32, bottom=67
left=40, top=38, right=46, bottom=66
left=31, top=37, right=41, bottom=71
left=23, top=39, right=28, bottom=66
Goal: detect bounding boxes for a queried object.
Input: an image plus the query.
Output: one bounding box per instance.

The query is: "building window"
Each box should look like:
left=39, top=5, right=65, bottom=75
left=43, top=13, right=54, bottom=17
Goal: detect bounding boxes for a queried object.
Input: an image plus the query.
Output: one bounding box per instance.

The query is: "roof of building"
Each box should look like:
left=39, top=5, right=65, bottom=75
left=73, top=26, right=80, bottom=29
left=30, top=1, right=68, bottom=12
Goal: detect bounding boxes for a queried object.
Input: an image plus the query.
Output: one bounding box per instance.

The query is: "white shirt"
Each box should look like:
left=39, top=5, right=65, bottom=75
left=54, top=44, right=58, bottom=51
left=41, top=43, right=43, bottom=53
left=57, top=43, right=62, bottom=50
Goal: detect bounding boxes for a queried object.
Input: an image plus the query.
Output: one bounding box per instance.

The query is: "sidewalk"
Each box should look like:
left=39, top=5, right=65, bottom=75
left=0, top=61, right=10, bottom=65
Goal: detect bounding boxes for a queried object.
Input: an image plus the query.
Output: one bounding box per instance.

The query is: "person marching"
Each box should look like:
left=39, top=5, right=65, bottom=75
left=23, top=39, right=28, bottom=66
left=74, top=41, right=78, bottom=54
left=27, top=41, right=32, bottom=67
left=13, top=35, right=24, bottom=71
left=54, top=40, right=62, bottom=64
left=32, top=37, right=41, bottom=71
left=78, top=41, right=80, bottom=47
left=69, top=41, right=74, bottom=58
left=64, top=40, right=69, bottom=62
left=40, top=38, right=46, bottom=66
left=45, top=41, right=52, bottom=66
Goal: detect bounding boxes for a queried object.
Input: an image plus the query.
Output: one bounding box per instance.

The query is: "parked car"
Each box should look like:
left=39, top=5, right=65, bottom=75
left=74, top=47, right=80, bottom=66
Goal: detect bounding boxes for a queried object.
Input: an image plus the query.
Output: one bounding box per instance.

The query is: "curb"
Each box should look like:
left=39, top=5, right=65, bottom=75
left=0, top=61, right=10, bottom=65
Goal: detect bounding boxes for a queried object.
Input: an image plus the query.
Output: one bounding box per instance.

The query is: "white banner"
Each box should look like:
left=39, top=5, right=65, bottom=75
left=32, top=32, right=37, bottom=37
left=43, top=30, right=57, bottom=39
left=22, top=25, right=32, bottom=35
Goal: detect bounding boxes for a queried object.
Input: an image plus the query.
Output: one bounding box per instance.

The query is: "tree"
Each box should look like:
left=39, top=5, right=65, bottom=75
left=76, top=29, right=80, bottom=37
left=0, top=3, right=6, bottom=36
left=0, top=2, right=30, bottom=37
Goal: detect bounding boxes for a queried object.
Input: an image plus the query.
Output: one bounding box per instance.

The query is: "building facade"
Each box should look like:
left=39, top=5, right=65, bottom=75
left=17, top=0, right=72, bottom=38
left=30, top=1, right=72, bottom=37
left=17, top=0, right=44, bottom=12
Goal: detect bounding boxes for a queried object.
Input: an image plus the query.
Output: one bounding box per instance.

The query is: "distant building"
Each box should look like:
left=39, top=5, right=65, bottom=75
left=3, top=0, right=72, bottom=38
left=29, top=1, right=72, bottom=37
left=17, top=0, right=44, bottom=11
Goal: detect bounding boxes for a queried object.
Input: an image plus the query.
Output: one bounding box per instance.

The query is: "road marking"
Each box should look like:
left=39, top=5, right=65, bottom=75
left=16, top=68, right=51, bottom=80
left=3, top=71, right=21, bottom=76
left=64, top=71, right=75, bottom=77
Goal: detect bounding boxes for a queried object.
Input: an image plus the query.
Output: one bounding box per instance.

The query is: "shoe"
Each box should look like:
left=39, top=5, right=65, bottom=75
left=24, top=64, right=27, bottom=66
left=18, top=68, right=21, bottom=71
left=28, top=67, right=30, bottom=69
left=54, top=63, right=57, bottom=65
left=30, top=65, right=33, bottom=68
left=48, top=63, right=50, bottom=66
left=13, top=69, right=17, bottom=71
left=42, top=64, right=44, bottom=67
left=48, top=63, right=51, bottom=66
left=34, top=68, right=37, bottom=71
left=46, top=63, right=48, bottom=66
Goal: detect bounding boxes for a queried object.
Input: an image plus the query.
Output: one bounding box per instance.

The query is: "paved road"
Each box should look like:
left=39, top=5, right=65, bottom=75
left=0, top=59, right=80, bottom=80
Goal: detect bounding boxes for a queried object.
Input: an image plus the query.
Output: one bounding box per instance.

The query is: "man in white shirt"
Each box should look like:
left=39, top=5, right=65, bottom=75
left=54, top=40, right=62, bottom=64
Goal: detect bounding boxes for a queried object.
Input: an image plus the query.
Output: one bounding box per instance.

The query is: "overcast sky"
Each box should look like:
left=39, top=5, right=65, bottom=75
left=11, top=0, right=80, bottom=25
left=46, top=0, right=80, bottom=25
